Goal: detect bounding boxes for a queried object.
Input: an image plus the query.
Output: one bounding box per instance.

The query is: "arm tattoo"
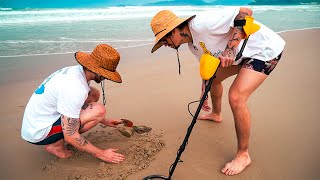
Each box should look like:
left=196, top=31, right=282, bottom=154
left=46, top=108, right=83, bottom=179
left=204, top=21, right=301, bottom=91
left=75, top=136, right=88, bottom=146
left=62, top=116, right=80, bottom=136
left=61, top=115, right=88, bottom=146
left=223, top=8, right=250, bottom=56
left=225, top=32, right=240, bottom=57
left=228, top=32, right=240, bottom=46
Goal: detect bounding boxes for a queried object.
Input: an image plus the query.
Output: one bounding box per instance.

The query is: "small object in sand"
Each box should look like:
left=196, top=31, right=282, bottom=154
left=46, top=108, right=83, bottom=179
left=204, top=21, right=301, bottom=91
left=120, top=118, right=134, bottom=127
left=117, top=125, right=134, bottom=138
left=133, top=126, right=152, bottom=134
left=100, top=124, right=107, bottom=128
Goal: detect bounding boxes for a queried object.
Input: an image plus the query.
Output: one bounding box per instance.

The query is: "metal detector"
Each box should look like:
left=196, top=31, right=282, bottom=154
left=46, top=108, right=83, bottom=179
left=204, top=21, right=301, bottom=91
left=142, top=57, right=219, bottom=180
left=143, top=16, right=260, bottom=180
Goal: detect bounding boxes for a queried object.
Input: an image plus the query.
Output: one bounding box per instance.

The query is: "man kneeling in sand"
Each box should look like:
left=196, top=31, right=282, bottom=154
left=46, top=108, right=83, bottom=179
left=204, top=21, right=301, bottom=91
left=21, top=44, right=125, bottom=164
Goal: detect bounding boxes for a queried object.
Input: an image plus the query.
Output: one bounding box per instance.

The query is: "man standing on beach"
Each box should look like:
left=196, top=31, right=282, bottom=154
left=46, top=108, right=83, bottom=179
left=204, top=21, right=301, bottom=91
left=21, top=44, right=125, bottom=164
left=150, top=7, right=285, bottom=175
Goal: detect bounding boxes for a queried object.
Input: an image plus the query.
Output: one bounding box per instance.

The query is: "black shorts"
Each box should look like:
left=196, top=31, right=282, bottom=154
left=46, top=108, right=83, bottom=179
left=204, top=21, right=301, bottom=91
left=239, top=52, right=283, bottom=75
left=30, top=118, right=64, bottom=145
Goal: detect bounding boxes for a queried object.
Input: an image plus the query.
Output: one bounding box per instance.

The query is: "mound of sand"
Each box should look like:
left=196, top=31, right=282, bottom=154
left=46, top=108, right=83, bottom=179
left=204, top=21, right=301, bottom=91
left=41, top=127, right=165, bottom=180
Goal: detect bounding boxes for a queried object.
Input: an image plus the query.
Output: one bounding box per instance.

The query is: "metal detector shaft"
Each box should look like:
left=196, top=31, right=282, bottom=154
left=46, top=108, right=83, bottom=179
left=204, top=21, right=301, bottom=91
left=168, top=72, right=217, bottom=179
left=166, top=38, right=247, bottom=178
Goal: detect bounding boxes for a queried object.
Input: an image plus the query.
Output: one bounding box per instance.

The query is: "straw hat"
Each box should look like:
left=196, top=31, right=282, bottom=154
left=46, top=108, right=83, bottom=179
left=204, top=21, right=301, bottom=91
left=75, top=44, right=122, bottom=83
left=150, top=10, right=195, bottom=53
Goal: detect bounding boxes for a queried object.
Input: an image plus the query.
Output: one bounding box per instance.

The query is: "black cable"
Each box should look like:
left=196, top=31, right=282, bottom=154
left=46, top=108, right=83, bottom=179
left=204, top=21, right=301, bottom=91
left=176, top=49, right=181, bottom=75
left=187, top=80, right=209, bottom=117
left=187, top=99, right=201, bottom=117
left=100, top=80, right=106, bottom=106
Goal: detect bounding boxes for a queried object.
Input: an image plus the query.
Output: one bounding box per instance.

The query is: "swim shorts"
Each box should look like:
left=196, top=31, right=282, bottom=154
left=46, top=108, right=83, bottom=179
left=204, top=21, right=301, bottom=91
left=31, top=118, right=64, bottom=145
left=239, top=52, right=283, bottom=75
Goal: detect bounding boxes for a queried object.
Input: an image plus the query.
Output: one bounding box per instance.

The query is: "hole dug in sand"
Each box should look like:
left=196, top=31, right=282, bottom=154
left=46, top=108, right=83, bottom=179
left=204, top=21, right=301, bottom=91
left=42, top=127, right=165, bottom=180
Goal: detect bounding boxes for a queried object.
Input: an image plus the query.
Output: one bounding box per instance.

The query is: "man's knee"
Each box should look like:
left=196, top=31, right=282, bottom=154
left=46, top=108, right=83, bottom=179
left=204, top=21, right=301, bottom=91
left=93, top=103, right=106, bottom=119
left=80, top=102, right=106, bottom=123
left=228, top=89, right=245, bottom=109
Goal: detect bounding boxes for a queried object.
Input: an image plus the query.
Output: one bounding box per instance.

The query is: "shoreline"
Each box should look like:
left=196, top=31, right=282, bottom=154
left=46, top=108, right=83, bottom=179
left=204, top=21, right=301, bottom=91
left=0, top=27, right=319, bottom=58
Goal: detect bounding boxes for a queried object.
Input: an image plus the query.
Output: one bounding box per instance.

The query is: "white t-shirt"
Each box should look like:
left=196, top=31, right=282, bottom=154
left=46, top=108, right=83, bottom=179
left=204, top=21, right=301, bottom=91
left=188, top=7, right=286, bottom=64
left=21, top=65, right=90, bottom=143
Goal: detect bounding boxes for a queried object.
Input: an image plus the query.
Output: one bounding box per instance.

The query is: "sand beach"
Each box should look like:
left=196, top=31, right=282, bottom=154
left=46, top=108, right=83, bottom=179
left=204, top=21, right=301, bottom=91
left=0, top=28, right=319, bottom=180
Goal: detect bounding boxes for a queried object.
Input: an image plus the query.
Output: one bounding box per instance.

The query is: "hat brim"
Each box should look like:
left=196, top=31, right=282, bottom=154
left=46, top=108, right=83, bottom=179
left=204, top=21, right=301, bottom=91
left=75, top=52, right=122, bottom=83
left=151, top=15, right=196, bottom=53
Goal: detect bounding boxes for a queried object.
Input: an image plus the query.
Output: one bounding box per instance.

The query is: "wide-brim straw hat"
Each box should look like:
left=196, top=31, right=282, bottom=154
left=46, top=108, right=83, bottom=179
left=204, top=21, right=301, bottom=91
left=75, top=44, right=122, bottom=83
left=150, top=10, right=195, bottom=53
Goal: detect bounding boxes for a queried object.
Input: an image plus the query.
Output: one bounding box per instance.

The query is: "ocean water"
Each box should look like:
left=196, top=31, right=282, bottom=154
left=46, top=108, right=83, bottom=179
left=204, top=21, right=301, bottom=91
left=0, top=5, right=319, bottom=57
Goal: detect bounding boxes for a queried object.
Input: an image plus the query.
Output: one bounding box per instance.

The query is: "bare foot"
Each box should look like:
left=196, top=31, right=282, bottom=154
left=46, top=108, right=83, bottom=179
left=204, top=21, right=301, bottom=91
left=221, top=153, right=251, bottom=176
left=198, top=113, right=222, bottom=122
left=45, top=140, right=73, bottom=159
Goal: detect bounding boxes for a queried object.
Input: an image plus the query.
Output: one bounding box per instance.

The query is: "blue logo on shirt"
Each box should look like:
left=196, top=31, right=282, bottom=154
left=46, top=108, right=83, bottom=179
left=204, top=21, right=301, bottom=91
left=34, top=68, right=65, bottom=94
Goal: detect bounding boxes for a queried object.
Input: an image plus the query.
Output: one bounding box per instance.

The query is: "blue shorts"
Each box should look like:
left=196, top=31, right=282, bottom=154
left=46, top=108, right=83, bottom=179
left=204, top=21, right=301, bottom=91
left=239, top=52, right=283, bottom=75
left=30, top=118, right=64, bottom=145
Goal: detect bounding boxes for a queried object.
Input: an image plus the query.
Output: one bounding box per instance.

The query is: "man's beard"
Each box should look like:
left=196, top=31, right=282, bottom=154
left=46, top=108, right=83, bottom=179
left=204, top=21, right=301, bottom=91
left=94, top=74, right=103, bottom=83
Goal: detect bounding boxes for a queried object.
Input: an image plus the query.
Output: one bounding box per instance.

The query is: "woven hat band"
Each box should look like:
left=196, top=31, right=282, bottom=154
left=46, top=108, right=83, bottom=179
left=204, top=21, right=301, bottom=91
left=155, top=28, right=167, bottom=36
left=100, top=66, right=115, bottom=72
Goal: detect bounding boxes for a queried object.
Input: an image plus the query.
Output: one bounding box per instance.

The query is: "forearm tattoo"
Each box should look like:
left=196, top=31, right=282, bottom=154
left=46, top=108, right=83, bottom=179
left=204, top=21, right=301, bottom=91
left=62, top=115, right=89, bottom=146
left=225, top=10, right=249, bottom=56
left=61, top=115, right=80, bottom=136
left=225, top=32, right=240, bottom=57
left=75, top=136, right=88, bottom=146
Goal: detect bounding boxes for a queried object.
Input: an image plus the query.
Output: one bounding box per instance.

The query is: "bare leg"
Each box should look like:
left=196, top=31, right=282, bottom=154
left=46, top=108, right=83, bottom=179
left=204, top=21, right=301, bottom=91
left=85, top=86, right=100, bottom=104
left=79, top=102, right=106, bottom=133
left=221, top=68, right=267, bottom=175
left=198, top=82, right=223, bottom=122
left=44, top=89, right=104, bottom=158
left=198, top=65, right=239, bottom=122
left=45, top=139, right=73, bottom=158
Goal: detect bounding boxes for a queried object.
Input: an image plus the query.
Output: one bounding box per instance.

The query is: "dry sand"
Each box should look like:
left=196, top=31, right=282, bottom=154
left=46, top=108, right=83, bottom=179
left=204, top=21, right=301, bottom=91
left=0, top=29, right=319, bottom=180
